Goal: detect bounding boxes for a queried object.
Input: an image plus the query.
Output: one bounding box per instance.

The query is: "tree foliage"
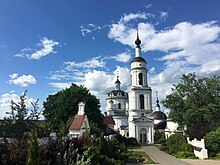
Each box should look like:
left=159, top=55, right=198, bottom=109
left=162, top=73, right=220, bottom=139
left=166, top=133, right=193, bottom=154
left=43, top=84, right=104, bottom=136
left=204, top=127, right=220, bottom=157
left=154, top=130, right=166, bottom=144
left=0, top=91, right=42, bottom=138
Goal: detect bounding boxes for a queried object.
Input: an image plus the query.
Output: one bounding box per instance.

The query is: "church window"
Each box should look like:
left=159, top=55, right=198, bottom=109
left=140, top=94, right=144, bottom=109
left=118, top=103, right=121, bottom=109
left=138, top=73, right=143, bottom=85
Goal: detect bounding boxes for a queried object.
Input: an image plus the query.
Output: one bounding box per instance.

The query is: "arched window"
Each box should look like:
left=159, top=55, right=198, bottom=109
left=138, top=73, right=143, bottom=85
left=140, top=94, right=144, bottom=109
left=118, top=103, right=121, bottom=109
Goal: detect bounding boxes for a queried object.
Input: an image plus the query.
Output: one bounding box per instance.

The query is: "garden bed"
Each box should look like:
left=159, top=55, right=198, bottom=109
left=128, top=150, right=155, bottom=164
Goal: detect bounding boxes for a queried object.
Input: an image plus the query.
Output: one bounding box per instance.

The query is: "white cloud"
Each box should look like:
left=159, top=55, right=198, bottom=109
left=84, top=70, right=114, bottom=93
left=49, top=82, right=72, bottom=90
left=160, top=11, right=168, bottom=22
left=9, top=73, right=18, bottom=79
left=15, top=37, right=59, bottom=60
left=120, top=13, right=149, bottom=23
left=108, top=22, right=155, bottom=48
left=115, top=52, right=131, bottom=63
left=149, top=67, right=156, bottom=74
left=200, top=59, right=220, bottom=74
left=84, top=67, right=130, bottom=112
left=49, top=56, right=106, bottom=83
left=64, top=56, right=105, bottom=69
left=107, top=52, right=132, bottom=63
left=9, top=73, right=37, bottom=87
left=80, top=23, right=101, bottom=36
left=145, top=4, right=152, bottom=9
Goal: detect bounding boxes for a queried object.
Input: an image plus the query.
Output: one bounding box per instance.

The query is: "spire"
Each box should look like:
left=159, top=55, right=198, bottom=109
left=134, top=28, right=142, bottom=57
left=115, top=71, right=121, bottom=90
left=156, top=91, right=160, bottom=111
left=135, top=28, right=141, bottom=48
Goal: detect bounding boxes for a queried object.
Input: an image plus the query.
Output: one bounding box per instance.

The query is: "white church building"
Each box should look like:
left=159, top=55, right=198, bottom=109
left=106, top=32, right=155, bottom=144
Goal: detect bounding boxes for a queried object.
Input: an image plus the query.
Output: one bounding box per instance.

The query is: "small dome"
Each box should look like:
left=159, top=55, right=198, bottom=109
left=131, top=57, right=146, bottom=63
left=135, top=37, right=141, bottom=47
left=108, top=90, right=127, bottom=97
left=153, top=111, right=167, bottom=120
left=135, top=30, right=141, bottom=47
left=153, top=111, right=167, bottom=130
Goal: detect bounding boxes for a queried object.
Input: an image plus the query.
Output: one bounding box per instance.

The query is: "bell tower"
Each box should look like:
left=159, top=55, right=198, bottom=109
left=128, top=30, right=154, bottom=143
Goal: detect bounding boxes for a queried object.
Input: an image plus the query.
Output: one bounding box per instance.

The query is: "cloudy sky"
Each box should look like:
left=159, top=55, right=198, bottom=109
left=1, top=0, right=220, bottom=118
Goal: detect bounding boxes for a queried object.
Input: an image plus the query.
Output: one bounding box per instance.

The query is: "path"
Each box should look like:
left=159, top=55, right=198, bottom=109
left=141, top=145, right=220, bottom=165
left=182, top=159, right=220, bottom=165
left=141, top=145, right=190, bottom=165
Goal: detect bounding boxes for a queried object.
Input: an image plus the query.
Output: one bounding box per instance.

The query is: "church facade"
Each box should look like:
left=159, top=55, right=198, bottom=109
left=106, top=32, right=154, bottom=144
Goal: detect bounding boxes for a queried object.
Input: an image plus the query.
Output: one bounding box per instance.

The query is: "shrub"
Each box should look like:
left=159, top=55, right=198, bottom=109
left=204, top=127, right=220, bottom=157
left=166, top=133, right=193, bottom=154
left=125, top=137, right=139, bottom=147
left=175, top=151, right=196, bottom=159
left=159, top=145, right=168, bottom=152
left=216, top=153, right=220, bottom=159
left=154, top=130, right=166, bottom=144
left=0, top=137, right=28, bottom=165
left=128, top=155, right=137, bottom=163
left=103, top=158, right=124, bottom=165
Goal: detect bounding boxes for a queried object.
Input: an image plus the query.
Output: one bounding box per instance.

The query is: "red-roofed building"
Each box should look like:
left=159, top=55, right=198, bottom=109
left=103, top=115, right=115, bottom=130
left=68, top=102, right=90, bottom=138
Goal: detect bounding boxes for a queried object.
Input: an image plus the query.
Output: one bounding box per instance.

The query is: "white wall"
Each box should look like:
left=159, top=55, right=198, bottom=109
left=187, top=137, right=208, bottom=160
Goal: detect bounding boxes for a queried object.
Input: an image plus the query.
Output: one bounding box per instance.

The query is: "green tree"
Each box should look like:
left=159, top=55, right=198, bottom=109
left=27, top=129, right=39, bottom=165
left=43, top=84, right=104, bottom=136
left=162, top=73, right=220, bottom=139
left=1, top=91, right=41, bottom=138
left=10, top=90, right=28, bottom=121
left=204, top=127, right=220, bottom=157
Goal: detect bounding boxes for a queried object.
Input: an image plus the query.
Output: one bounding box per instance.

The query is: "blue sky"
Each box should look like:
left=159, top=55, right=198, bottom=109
left=1, top=0, right=220, bottom=118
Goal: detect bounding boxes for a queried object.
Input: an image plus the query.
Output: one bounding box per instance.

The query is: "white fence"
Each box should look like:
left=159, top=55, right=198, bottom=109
left=187, top=137, right=208, bottom=159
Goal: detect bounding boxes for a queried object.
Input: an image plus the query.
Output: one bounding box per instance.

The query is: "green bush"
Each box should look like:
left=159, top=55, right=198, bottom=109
left=128, top=155, right=137, bottom=163
left=175, top=151, right=196, bottom=159
left=103, top=158, right=124, bottom=165
left=125, top=137, right=139, bottom=147
left=159, top=145, right=168, bottom=152
left=216, top=153, right=220, bottom=159
left=154, top=130, right=166, bottom=144
left=166, top=133, right=193, bottom=154
left=204, top=127, right=220, bottom=157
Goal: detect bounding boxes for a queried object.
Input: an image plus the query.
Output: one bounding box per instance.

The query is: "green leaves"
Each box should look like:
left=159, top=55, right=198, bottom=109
left=43, top=83, right=104, bottom=136
left=205, top=127, right=220, bottom=157
left=163, top=73, right=220, bottom=139
left=1, top=91, right=42, bottom=138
